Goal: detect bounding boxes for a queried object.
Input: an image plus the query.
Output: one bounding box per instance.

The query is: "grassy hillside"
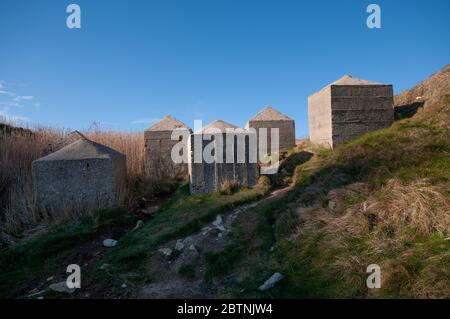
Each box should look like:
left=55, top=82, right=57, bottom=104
left=205, top=65, right=450, bottom=298
left=0, top=65, right=448, bottom=299
left=0, top=180, right=270, bottom=298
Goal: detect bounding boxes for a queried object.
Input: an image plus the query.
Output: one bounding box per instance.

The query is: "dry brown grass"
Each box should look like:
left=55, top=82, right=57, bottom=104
left=395, top=64, right=450, bottom=127
left=85, top=129, right=144, bottom=180
left=219, top=180, right=241, bottom=195
left=0, top=126, right=63, bottom=237
left=0, top=122, right=146, bottom=245
left=369, top=179, right=450, bottom=237
left=294, top=178, right=450, bottom=298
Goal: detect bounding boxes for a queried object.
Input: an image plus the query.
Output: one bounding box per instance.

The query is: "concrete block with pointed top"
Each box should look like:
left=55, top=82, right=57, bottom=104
left=32, top=137, right=127, bottom=215
left=144, top=115, right=192, bottom=180
left=308, top=75, right=394, bottom=149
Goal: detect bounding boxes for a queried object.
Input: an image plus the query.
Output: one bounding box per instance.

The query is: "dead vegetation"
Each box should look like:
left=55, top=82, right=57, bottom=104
left=0, top=122, right=146, bottom=248
left=201, top=64, right=450, bottom=299
left=219, top=180, right=241, bottom=195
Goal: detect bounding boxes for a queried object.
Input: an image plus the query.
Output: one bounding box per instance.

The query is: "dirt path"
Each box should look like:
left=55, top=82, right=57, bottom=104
left=137, top=185, right=293, bottom=298
left=19, top=186, right=292, bottom=299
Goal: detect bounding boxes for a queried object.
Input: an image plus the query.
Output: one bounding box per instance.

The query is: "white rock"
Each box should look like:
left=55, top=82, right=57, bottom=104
left=121, top=283, right=127, bottom=289
left=133, top=220, right=144, bottom=231
left=158, top=247, right=172, bottom=257
left=28, top=289, right=48, bottom=298
left=175, top=239, right=185, bottom=251
left=212, top=215, right=223, bottom=227
left=328, top=200, right=337, bottom=211
left=46, top=276, right=54, bottom=282
left=259, top=272, right=284, bottom=291
left=49, top=281, right=76, bottom=294
left=103, top=239, right=118, bottom=247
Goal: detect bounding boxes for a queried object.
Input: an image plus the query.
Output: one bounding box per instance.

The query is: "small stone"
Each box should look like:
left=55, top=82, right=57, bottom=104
left=212, top=215, right=223, bottom=227
left=158, top=247, right=172, bottom=257
left=49, top=281, right=76, bottom=294
left=46, top=276, right=54, bottom=282
left=259, top=272, right=284, bottom=291
left=189, top=244, right=197, bottom=252
left=121, top=283, right=127, bottom=289
left=133, top=220, right=144, bottom=231
left=328, top=200, right=337, bottom=211
left=28, top=288, right=39, bottom=294
left=103, top=239, right=118, bottom=247
left=100, top=263, right=109, bottom=270
left=175, top=239, right=185, bottom=251
left=28, top=289, right=47, bottom=298
left=37, top=297, right=44, bottom=300
left=218, top=233, right=223, bottom=238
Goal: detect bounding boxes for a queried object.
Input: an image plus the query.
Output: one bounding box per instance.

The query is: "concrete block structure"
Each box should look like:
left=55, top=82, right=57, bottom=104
left=44, top=130, right=85, bottom=155
left=32, top=137, right=127, bottom=215
left=308, top=75, right=394, bottom=149
left=188, top=120, right=259, bottom=195
left=246, top=106, right=296, bottom=154
left=144, top=115, right=192, bottom=180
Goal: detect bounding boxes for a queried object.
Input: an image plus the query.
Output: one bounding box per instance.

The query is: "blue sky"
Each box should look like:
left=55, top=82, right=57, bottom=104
left=0, top=0, right=449, bottom=137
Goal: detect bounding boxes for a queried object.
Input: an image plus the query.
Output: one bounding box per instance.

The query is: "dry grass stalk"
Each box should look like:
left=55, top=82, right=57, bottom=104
left=0, top=122, right=146, bottom=243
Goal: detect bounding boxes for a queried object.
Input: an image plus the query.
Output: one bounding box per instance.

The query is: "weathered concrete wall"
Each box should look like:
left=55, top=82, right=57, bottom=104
left=111, top=155, right=128, bottom=200
left=308, top=84, right=394, bottom=149
left=188, top=131, right=259, bottom=195
left=144, top=129, right=191, bottom=180
left=308, top=86, right=333, bottom=148
left=330, top=85, right=394, bottom=148
left=32, top=155, right=126, bottom=215
left=246, top=120, right=295, bottom=153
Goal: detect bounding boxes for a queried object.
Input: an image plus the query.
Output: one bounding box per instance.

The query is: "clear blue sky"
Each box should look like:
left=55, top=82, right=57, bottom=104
left=1, top=0, right=449, bottom=137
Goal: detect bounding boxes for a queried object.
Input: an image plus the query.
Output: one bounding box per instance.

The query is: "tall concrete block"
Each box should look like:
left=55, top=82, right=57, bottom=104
left=32, top=137, right=127, bottom=215
left=246, top=106, right=296, bottom=154
left=188, top=120, right=259, bottom=195
left=144, top=115, right=192, bottom=180
left=308, top=75, right=394, bottom=149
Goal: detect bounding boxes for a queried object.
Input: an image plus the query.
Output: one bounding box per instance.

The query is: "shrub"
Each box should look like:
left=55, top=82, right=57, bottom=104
left=219, top=180, right=241, bottom=195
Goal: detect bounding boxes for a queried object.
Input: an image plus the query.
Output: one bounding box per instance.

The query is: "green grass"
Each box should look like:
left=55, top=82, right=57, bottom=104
left=178, top=264, right=196, bottom=279
left=0, top=180, right=269, bottom=297
left=94, top=182, right=270, bottom=283
left=201, top=116, right=450, bottom=298
left=3, top=107, right=449, bottom=298
left=0, top=207, right=135, bottom=298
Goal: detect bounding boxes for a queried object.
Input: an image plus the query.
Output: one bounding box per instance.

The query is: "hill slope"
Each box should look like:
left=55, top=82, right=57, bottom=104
left=206, top=65, right=450, bottom=298
left=0, top=65, right=448, bottom=299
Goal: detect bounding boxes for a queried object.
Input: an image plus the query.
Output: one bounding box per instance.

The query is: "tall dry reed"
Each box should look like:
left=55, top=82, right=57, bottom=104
left=0, top=121, right=145, bottom=245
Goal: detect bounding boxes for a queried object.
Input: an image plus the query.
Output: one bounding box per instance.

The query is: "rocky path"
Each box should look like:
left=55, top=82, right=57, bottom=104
left=19, top=185, right=292, bottom=299
left=137, top=185, right=293, bottom=298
